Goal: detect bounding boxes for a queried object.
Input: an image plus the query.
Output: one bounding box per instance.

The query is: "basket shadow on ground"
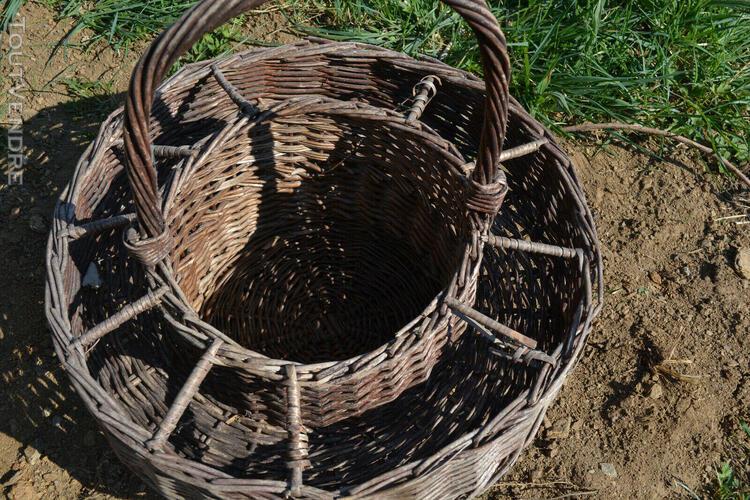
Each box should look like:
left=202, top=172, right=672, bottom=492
left=0, top=93, right=159, bottom=498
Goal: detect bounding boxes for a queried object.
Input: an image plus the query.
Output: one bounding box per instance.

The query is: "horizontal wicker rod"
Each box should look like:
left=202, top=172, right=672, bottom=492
left=444, top=297, right=537, bottom=349
left=489, top=346, right=556, bottom=366
left=485, top=234, right=580, bottom=260
left=152, top=145, right=197, bottom=159
left=456, top=304, right=555, bottom=365
left=498, top=138, right=549, bottom=162
left=71, top=286, right=168, bottom=350
left=406, top=75, right=439, bottom=122
left=211, top=64, right=258, bottom=116
left=147, top=339, right=223, bottom=452
left=61, top=213, right=136, bottom=240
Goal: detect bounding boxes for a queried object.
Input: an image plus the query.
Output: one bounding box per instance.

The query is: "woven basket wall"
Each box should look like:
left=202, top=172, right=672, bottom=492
left=46, top=4, right=602, bottom=498
left=95, top=0, right=516, bottom=430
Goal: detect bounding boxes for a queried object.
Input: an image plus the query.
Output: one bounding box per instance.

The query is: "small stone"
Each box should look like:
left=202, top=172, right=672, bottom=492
left=28, top=215, right=47, bottom=234
left=10, top=207, right=21, bottom=218
left=681, top=265, right=692, bottom=278
left=81, top=262, right=102, bottom=289
left=530, top=467, right=544, bottom=482
left=736, top=248, right=750, bottom=279
left=542, top=415, right=552, bottom=429
left=42, top=408, right=52, bottom=418
left=546, top=417, right=572, bottom=440
left=648, top=383, right=663, bottom=400
left=648, top=271, right=662, bottom=285
left=600, top=463, right=618, bottom=478
left=571, top=419, right=583, bottom=432
left=23, top=446, right=40, bottom=466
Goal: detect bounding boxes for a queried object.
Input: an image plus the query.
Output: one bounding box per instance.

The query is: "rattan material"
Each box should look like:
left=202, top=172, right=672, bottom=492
left=90, top=0, right=513, bottom=426
left=46, top=5, right=602, bottom=499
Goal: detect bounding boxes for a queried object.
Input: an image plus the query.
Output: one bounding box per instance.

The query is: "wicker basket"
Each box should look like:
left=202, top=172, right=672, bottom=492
left=46, top=2, right=602, bottom=498
left=94, top=0, right=514, bottom=427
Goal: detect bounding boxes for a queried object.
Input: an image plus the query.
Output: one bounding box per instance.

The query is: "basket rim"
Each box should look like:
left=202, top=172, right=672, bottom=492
left=118, top=92, right=480, bottom=376
left=50, top=38, right=603, bottom=376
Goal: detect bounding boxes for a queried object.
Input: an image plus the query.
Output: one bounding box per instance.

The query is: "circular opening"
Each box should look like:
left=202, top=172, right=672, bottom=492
left=168, top=108, right=470, bottom=363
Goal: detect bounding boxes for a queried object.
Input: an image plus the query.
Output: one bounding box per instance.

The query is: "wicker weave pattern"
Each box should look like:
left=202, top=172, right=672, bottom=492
left=46, top=8, right=602, bottom=498
left=95, top=0, right=514, bottom=427
left=47, top=90, right=600, bottom=498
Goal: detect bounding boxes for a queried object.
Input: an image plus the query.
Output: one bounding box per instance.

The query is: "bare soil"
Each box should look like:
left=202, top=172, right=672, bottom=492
left=1, top=4, right=748, bottom=499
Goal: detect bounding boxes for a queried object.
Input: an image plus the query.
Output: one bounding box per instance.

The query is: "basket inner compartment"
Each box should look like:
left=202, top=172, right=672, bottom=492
left=167, top=108, right=470, bottom=363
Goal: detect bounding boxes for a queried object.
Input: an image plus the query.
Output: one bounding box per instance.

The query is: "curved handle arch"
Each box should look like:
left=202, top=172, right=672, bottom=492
left=123, top=0, right=511, bottom=239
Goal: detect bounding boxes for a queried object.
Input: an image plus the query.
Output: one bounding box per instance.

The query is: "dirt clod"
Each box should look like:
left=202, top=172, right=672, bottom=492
left=546, top=417, right=572, bottom=440
left=6, top=479, right=36, bottom=500
left=735, top=247, right=750, bottom=279
left=648, top=271, right=663, bottom=285
left=648, top=383, right=664, bottom=400
left=27, top=215, right=46, bottom=234
left=600, top=463, right=618, bottom=478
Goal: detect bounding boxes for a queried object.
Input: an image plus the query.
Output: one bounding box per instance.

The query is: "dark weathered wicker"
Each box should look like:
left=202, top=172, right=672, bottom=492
left=46, top=2, right=602, bottom=498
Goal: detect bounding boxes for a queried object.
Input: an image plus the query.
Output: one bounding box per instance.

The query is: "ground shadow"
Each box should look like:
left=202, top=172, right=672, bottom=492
left=0, top=93, right=159, bottom=498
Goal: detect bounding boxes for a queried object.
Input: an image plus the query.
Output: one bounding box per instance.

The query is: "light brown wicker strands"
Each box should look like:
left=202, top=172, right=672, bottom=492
left=46, top=3, right=603, bottom=498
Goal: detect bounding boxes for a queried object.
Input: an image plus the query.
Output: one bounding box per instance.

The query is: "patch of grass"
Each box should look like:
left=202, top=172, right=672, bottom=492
left=53, top=0, right=198, bottom=49
left=713, top=420, right=750, bottom=500
left=716, top=462, right=749, bottom=500
left=291, top=0, right=750, bottom=168
left=1, top=0, right=23, bottom=30
left=2, top=0, right=196, bottom=46
left=2, top=1, right=748, bottom=169
left=172, top=16, right=247, bottom=71
left=62, top=76, right=115, bottom=99
left=0, top=0, right=246, bottom=70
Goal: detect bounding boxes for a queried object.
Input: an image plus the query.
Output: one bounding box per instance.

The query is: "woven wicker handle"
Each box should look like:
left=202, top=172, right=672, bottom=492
left=123, top=0, right=511, bottom=241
